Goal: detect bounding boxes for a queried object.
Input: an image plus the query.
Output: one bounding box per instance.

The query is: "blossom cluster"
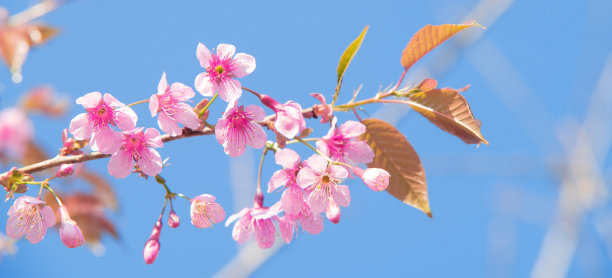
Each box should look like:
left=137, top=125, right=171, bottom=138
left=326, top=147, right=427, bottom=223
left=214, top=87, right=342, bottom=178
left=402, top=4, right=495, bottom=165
left=3, top=42, right=391, bottom=264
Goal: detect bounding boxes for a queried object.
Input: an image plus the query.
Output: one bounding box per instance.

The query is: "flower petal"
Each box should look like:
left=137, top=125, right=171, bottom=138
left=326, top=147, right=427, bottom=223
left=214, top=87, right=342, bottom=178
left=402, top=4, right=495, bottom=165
left=149, top=94, right=159, bottom=117
left=76, top=92, right=102, bottom=108
left=330, top=165, right=348, bottom=179
left=304, top=154, right=327, bottom=173
left=346, top=140, right=375, bottom=164
left=69, top=113, right=93, bottom=140
left=268, top=170, right=290, bottom=193
left=41, top=206, right=56, bottom=228
left=217, top=43, right=236, bottom=59
left=217, top=79, right=242, bottom=103
left=195, top=72, right=216, bottom=97
left=245, top=122, right=266, bottom=149
left=225, top=208, right=249, bottom=227
left=244, top=104, right=265, bottom=122
left=232, top=53, right=256, bottom=78
left=103, top=93, right=124, bottom=108
left=332, top=184, right=351, bottom=207
left=254, top=219, right=275, bottom=249
left=308, top=188, right=329, bottom=214
left=275, top=148, right=301, bottom=169
left=108, top=152, right=134, bottom=179
left=296, top=167, right=318, bottom=189
left=196, top=43, right=212, bottom=69
left=115, top=107, right=138, bottom=131
left=157, top=72, right=168, bottom=95
left=340, top=120, right=366, bottom=138
left=139, top=149, right=163, bottom=177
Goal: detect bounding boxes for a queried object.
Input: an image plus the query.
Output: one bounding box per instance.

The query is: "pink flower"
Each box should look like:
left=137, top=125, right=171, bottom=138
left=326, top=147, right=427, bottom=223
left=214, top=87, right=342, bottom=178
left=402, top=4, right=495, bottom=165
left=278, top=202, right=323, bottom=244
left=55, top=164, right=75, bottom=178
left=352, top=167, right=390, bottom=191
left=168, top=209, right=180, bottom=228
left=258, top=94, right=306, bottom=139
left=69, top=92, right=137, bottom=153
left=215, top=104, right=267, bottom=157
left=149, top=72, right=200, bottom=136
left=195, top=43, right=256, bottom=102
left=58, top=205, right=84, bottom=248
left=267, top=148, right=308, bottom=216
left=6, top=196, right=56, bottom=244
left=190, top=194, right=225, bottom=228
left=143, top=216, right=162, bottom=264
left=296, top=154, right=351, bottom=214
left=107, top=128, right=163, bottom=179
left=311, top=93, right=333, bottom=123
left=316, top=119, right=374, bottom=166
left=0, top=108, right=33, bottom=156
left=225, top=202, right=282, bottom=249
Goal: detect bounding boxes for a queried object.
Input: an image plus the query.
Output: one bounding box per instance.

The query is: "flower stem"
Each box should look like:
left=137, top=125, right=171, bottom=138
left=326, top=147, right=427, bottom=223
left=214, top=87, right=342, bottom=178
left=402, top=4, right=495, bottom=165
left=242, top=87, right=262, bottom=98
left=256, top=148, right=269, bottom=196
left=127, top=99, right=150, bottom=107
left=294, top=137, right=329, bottom=160
left=199, top=93, right=218, bottom=118
left=44, top=183, right=63, bottom=206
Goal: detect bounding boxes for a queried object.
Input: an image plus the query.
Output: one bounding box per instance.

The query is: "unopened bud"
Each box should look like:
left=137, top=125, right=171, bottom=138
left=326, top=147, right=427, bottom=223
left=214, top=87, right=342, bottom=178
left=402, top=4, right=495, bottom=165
left=168, top=210, right=180, bottom=228
left=352, top=167, right=390, bottom=191
left=143, top=216, right=163, bottom=264
left=55, top=164, right=75, bottom=178
left=326, top=202, right=341, bottom=224
left=59, top=206, right=85, bottom=248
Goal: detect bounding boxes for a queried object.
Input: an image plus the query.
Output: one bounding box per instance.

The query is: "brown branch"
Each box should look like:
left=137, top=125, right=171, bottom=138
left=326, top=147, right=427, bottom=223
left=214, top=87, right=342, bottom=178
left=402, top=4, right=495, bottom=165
left=11, top=107, right=316, bottom=176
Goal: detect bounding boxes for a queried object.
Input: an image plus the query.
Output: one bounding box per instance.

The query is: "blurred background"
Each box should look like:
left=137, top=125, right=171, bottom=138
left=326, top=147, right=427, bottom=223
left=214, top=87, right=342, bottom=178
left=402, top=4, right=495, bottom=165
left=1, top=0, right=612, bottom=277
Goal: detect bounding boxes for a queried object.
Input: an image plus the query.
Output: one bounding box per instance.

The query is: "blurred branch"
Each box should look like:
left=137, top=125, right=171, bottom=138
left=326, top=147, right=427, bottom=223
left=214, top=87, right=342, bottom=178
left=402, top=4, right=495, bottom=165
left=7, top=0, right=66, bottom=26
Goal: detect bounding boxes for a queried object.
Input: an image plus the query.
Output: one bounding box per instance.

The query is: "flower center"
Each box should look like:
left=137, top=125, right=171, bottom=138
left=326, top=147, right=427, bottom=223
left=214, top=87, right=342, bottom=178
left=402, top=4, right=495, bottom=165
left=88, top=102, right=116, bottom=130
left=322, top=175, right=331, bottom=184
left=215, top=66, right=225, bottom=74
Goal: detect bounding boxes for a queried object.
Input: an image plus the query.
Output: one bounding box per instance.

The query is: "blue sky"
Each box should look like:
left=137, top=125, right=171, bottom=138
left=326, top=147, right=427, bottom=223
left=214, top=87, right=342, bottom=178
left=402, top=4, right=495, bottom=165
left=1, top=0, right=612, bottom=277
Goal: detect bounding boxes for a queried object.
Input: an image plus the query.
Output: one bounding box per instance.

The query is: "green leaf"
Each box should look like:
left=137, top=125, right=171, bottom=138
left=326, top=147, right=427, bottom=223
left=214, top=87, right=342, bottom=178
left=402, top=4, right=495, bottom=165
left=332, top=25, right=369, bottom=105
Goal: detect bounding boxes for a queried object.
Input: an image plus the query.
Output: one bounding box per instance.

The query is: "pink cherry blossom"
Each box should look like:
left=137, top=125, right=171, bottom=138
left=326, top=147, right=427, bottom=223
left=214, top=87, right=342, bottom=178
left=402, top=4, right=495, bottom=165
left=258, top=94, right=306, bottom=139
left=0, top=108, right=33, bottom=156
left=6, top=196, right=56, bottom=244
left=149, top=72, right=200, bottom=136
left=296, top=154, right=351, bottom=214
left=316, top=119, right=374, bottom=166
left=107, top=128, right=163, bottom=179
left=278, top=200, right=323, bottom=244
left=143, top=215, right=162, bottom=264
left=225, top=202, right=282, bottom=249
left=69, top=92, right=137, bottom=153
left=352, top=167, right=390, bottom=191
left=215, top=104, right=267, bottom=157
left=58, top=205, right=84, bottom=248
left=311, top=93, right=333, bottom=123
left=55, top=164, right=75, bottom=178
left=190, top=194, right=225, bottom=228
left=194, top=43, right=256, bottom=102
left=168, top=209, right=180, bottom=228
left=267, top=148, right=308, bottom=216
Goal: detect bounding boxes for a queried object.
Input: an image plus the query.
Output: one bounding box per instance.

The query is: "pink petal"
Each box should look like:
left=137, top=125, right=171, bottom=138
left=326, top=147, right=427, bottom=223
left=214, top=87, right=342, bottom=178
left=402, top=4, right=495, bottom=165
left=232, top=53, right=256, bottom=78
left=300, top=212, right=323, bottom=235
left=216, top=43, right=236, bottom=59
left=330, top=165, right=348, bottom=179
left=103, top=93, right=124, bottom=108
left=296, top=167, right=317, bottom=189
left=91, top=129, right=122, bottom=154
left=279, top=216, right=294, bottom=244
left=158, top=112, right=182, bottom=136
left=315, top=140, right=330, bottom=157
left=41, top=206, right=56, bottom=228
left=76, top=92, right=102, bottom=108
left=232, top=213, right=253, bottom=244
left=215, top=119, right=229, bottom=144
left=175, top=107, right=200, bottom=130
left=346, top=140, right=375, bottom=164
left=6, top=214, right=27, bottom=239
left=245, top=122, right=266, bottom=149
left=210, top=202, right=226, bottom=224
left=281, top=185, right=304, bottom=215
left=69, top=113, right=93, bottom=140
left=340, top=120, right=366, bottom=138
left=144, top=128, right=163, bottom=147
left=225, top=207, right=249, bottom=227
left=332, top=185, right=351, bottom=207
left=169, top=83, right=195, bottom=100
left=196, top=43, right=212, bottom=69
left=149, top=94, right=159, bottom=117
left=217, top=79, right=242, bottom=103
left=308, top=188, right=329, bottom=214
left=108, top=152, right=134, bottom=179
left=275, top=110, right=300, bottom=139
left=254, top=219, right=275, bottom=249
left=139, top=149, right=163, bottom=177
left=268, top=170, right=290, bottom=193
left=193, top=194, right=216, bottom=203
left=115, top=107, right=138, bottom=131
left=157, top=72, right=168, bottom=94
left=275, top=148, right=300, bottom=169
left=244, top=104, right=265, bottom=122
left=304, top=154, right=327, bottom=173
left=26, top=220, right=46, bottom=244
left=195, top=72, right=216, bottom=97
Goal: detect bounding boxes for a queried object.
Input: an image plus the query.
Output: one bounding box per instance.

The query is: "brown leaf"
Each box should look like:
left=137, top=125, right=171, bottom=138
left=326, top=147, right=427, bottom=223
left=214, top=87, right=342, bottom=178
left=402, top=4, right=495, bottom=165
left=361, top=119, right=432, bottom=217
left=406, top=86, right=488, bottom=145
left=401, top=21, right=483, bottom=71
left=21, top=141, right=48, bottom=166
left=79, top=170, right=118, bottom=210
left=20, top=86, right=69, bottom=117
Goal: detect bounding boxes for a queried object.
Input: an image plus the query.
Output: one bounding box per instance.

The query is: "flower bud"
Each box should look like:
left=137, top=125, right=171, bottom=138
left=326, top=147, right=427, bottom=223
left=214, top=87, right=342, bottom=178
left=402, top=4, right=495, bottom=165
left=143, top=216, right=162, bottom=264
left=168, top=210, right=180, bottom=228
left=352, top=167, right=390, bottom=191
left=55, top=164, right=75, bottom=178
left=325, top=201, right=341, bottom=224
left=59, top=206, right=85, bottom=248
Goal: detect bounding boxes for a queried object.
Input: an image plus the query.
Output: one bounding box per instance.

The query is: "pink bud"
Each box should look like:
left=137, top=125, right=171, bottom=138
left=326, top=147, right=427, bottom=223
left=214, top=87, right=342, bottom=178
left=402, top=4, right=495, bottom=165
left=353, top=167, right=390, bottom=191
left=326, top=201, right=341, bottom=224
left=55, top=164, right=75, bottom=178
left=168, top=210, right=180, bottom=228
left=59, top=206, right=85, bottom=248
left=143, top=216, right=162, bottom=264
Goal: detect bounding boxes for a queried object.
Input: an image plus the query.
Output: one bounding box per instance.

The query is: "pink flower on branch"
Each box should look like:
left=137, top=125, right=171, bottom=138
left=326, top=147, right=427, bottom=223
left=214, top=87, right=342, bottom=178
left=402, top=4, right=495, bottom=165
left=311, top=93, right=333, bottom=124
left=352, top=167, right=390, bottom=191
left=58, top=205, right=84, bottom=248
left=316, top=119, right=374, bottom=167
left=225, top=202, right=282, bottom=249
left=258, top=94, right=306, bottom=140
left=296, top=154, right=351, bottom=214
left=6, top=196, right=56, bottom=244
left=69, top=92, right=137, bottom=153
left=215, top=104, right=267, bottom=157
left=278, top=202, right=323, bottom=244
left=267, top=148, right=309, bottom=216
left=149, top=72, right=200, bottom=136
left=190, top=194, right=225, bottom=228
left=107, top=128, right=163, bottom=179
left=195, top=43, right=256, bottom=102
